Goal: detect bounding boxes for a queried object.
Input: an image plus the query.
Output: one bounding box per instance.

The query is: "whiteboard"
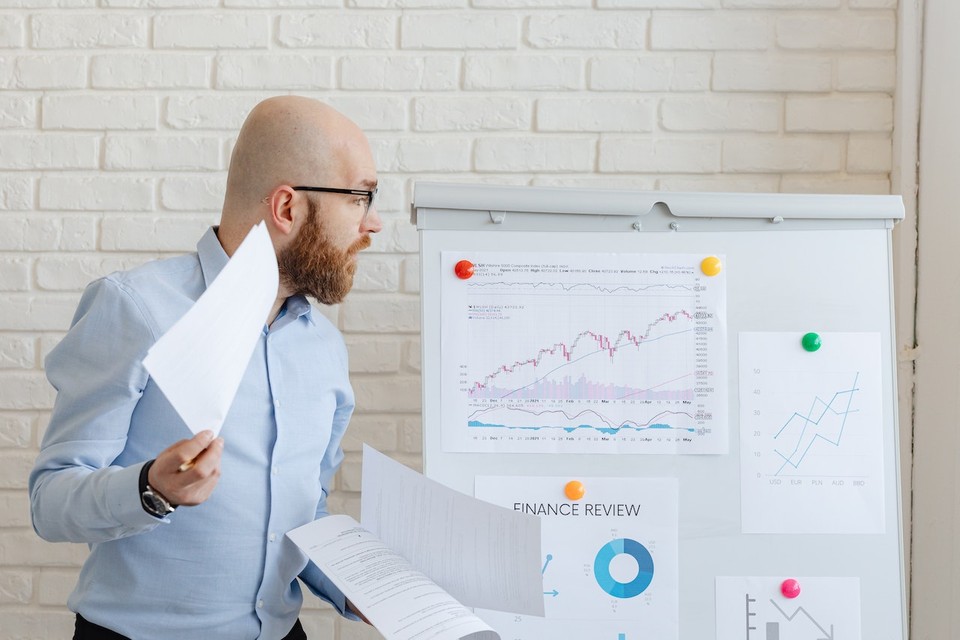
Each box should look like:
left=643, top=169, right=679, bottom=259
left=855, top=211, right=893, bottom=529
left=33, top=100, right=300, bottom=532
left=412, top=182, right=906, bottom=640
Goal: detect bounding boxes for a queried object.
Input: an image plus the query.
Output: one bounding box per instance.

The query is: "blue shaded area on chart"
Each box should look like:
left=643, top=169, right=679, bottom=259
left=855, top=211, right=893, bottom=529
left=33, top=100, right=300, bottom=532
left=467, top=417, right=697, bottom=435
left=594, top=538, right=655, bottom=599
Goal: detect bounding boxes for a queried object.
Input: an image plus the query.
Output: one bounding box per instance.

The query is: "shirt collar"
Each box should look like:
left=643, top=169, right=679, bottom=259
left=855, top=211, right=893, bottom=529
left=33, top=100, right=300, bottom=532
left=197, top=226, right=229, bottom=289
left=197, top=226, right=315, bottom=326
left=267, top=296, right=314, bottom=332
left=285, top=295, right=314, bottom=323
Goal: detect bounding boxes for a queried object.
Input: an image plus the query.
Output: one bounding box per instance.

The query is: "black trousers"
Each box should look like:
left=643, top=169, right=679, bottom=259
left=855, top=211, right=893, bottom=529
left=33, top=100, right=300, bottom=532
left=74, top=614, right=308, bottom=640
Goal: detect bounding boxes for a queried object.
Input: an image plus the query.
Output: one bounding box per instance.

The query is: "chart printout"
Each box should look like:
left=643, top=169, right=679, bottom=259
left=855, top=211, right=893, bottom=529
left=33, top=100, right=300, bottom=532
left=739, top=332, right=885, bottom=534
left=475, top=476, right=679, bottom=640
left=716, top=576, right=861, bottom=640
left=440, top=252, right=727, bottom=454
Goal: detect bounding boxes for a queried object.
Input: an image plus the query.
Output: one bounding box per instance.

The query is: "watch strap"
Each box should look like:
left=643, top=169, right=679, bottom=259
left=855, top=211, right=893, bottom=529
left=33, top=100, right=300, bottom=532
left=138, top=459, right=154, bottom=497
left=139, top=459, right=176, bottom=517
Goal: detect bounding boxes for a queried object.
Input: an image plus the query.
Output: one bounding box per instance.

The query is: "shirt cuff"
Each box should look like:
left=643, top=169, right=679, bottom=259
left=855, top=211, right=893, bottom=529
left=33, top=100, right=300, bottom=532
left=105, top=461, right=171, bottom=530
left=342, top=600, right=362, bottom=623
left=321, top=580, right=359, bottom=620
left=300, top=568, right=359, bottom=621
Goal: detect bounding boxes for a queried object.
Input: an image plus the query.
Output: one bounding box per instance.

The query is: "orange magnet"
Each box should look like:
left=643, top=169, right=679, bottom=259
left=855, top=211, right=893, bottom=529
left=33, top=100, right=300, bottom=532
left=454, top=260, right=475, bottom=280
left=700, top=256, right=722, bottom=277
left=564, top=480, right=585, bottom=501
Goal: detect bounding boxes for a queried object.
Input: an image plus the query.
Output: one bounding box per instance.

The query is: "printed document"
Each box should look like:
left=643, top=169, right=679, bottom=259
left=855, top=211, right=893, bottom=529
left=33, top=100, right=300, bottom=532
left=287, top=515, right=500, bottom=640
left=360, top=445, right=544, bottom=615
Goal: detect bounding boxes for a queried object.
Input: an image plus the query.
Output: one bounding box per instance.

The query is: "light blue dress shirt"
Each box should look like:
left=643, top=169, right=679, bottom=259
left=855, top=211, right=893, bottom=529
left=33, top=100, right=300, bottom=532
left=29, top=227, right=356, bottom=639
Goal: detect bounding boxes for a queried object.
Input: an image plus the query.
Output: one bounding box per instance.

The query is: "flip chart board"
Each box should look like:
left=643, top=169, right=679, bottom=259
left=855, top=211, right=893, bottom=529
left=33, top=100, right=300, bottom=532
left=411, top=182, right=906, bottom=640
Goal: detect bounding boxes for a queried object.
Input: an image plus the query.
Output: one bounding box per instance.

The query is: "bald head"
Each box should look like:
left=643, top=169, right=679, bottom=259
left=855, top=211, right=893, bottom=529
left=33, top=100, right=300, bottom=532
left=222, top=96, right=368, bottom=227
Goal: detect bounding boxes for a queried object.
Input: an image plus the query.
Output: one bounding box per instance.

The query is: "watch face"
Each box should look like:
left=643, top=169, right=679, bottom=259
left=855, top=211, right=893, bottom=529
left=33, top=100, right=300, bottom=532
left=142, top=489, right=173, bottom=516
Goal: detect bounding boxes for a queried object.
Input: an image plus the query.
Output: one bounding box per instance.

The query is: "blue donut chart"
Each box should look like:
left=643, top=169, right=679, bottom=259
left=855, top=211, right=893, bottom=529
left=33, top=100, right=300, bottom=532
left=593, top=538, right=655, bottom=598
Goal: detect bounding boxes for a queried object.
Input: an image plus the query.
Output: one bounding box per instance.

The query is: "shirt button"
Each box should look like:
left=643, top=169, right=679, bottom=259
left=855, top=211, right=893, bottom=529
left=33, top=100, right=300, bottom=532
left=269, top=533, right=277, bottom=542
left=274, top=398, right=281, bottom=407
left=272, top=467, right=279, bottom=476
left=257, top=599, right=264, bottom=609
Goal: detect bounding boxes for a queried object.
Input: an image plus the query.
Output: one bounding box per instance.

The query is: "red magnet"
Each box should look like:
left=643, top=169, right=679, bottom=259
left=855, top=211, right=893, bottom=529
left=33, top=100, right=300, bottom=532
left=454, top=260, right=475, bottom=280
left=780, top=578, right=801, bottom=599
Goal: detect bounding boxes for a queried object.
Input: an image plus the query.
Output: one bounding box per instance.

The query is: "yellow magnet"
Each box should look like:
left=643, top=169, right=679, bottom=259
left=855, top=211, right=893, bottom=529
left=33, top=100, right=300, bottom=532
left=701, top=256, right=722, bottom=277
left=564, top=480, right=585, bottom=501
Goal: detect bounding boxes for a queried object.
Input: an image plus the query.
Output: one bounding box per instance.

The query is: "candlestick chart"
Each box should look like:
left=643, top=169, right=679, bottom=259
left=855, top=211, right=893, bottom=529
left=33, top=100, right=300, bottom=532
left=441, top=252, right=727, bottom=454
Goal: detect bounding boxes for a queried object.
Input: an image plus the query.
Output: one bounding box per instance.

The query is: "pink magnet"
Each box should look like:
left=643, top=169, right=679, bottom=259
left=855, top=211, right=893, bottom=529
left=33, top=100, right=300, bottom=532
left=780, top=578, right=801, bottom=599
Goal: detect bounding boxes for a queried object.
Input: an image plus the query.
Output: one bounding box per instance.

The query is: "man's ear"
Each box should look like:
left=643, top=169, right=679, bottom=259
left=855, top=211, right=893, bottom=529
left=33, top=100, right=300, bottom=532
left=266, top=186, right=297, bottom=236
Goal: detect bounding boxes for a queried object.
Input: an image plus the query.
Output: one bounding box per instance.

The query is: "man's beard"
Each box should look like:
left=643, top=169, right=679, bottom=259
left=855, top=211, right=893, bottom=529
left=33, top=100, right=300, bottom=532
left=276, top=199, right=371, bottom=305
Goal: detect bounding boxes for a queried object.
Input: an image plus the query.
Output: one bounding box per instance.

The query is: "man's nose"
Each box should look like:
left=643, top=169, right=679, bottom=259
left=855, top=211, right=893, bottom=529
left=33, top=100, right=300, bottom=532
left=362, top=205, right=383, bottom=234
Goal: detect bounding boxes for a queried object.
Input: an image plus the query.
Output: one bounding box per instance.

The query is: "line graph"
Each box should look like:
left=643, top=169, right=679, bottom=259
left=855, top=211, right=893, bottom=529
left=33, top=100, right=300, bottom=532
left=469, top=373, right=695, bottom=402
left=717, top=577, right=861, bottom=640
left=467, top=406, right=700, bottom=435
left=467, top=319, right=695, bottom=400
left=739, top=332, right=885, bottom=534
left=466, top=281, right=697, bottom=296
left=768, top=599, right=835, bottom=639
left=772, top=373, right=860, bottom=476
left=441, top=251, right=727, bottom=454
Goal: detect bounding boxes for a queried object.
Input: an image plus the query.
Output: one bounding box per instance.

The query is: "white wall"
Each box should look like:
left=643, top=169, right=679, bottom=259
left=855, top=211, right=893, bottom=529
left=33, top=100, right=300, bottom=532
left=0, top=2, right=900, bottom=638
left=892, top=0, right=919, bottom=621
left=911, top=0, right=960, bottom=637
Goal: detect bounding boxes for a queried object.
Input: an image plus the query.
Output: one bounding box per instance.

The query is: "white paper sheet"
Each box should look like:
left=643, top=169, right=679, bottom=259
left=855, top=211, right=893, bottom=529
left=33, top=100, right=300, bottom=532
left=474, top=476, right=679, bottom=640
left=360, top=445, right=544, bottom=616
left=287, top=514, right=500, bottom=640
left=739, top=332, right=885, bottom=534
left=716, top=576, right=861, bottom=640
left=439, top=251, right=728, bottom=455
left=142, top=222, right=278, bottom=436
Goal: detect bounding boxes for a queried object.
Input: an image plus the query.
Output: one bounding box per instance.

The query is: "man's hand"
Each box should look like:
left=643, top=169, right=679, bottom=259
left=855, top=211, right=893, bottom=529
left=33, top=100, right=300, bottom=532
left=148, top=430, right=224, bottom=507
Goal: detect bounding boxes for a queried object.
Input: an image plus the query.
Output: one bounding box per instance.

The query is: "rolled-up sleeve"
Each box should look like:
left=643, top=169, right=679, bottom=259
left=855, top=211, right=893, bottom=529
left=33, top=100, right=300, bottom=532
left=29, top=276, right=165, bottom=543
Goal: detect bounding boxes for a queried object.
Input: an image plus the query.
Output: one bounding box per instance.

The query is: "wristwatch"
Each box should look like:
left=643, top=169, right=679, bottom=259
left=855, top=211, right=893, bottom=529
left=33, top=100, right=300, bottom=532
left=139, top=459, right=176, bottom=518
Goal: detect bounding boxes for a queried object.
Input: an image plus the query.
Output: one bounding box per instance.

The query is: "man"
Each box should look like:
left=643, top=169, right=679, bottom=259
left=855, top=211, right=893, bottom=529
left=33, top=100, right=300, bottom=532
left=29, top=96, right=381, bottom=639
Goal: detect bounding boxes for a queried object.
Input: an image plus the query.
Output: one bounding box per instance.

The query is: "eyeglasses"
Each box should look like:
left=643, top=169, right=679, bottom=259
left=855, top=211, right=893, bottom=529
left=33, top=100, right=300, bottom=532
left=292, top=186, right=377, bottom=221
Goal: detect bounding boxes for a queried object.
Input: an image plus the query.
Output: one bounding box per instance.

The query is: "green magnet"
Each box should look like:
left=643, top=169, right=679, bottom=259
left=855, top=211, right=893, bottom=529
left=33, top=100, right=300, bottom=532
left=801, top=332, right=822, bottom=352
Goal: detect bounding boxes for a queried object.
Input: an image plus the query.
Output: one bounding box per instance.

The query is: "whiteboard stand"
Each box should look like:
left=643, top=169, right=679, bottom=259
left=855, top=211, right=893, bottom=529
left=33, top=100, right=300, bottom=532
left=411, top=182, right=906, bottom=640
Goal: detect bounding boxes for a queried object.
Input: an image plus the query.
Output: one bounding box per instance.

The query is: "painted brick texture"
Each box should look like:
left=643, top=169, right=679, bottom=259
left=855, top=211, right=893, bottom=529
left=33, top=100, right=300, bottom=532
left=0, top=2, right=897, bottom=636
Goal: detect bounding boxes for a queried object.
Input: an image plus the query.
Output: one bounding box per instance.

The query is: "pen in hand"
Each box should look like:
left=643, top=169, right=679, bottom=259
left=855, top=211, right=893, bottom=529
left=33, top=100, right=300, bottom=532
left=152, top=431, right=223, bottom=507
left=177, top=431, right=218, bottom=472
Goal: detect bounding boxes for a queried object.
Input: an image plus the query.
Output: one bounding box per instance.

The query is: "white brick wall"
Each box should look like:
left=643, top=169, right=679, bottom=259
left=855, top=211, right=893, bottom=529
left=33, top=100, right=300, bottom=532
left=42, top=94, right=158, bottom=129
left=92, top=53, right=211, bottom=89
left=0, top=1, right=897, bottom=637
left=401, top=13, right=518, bottom=49
left=30, top=14, right=148, bottom=48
